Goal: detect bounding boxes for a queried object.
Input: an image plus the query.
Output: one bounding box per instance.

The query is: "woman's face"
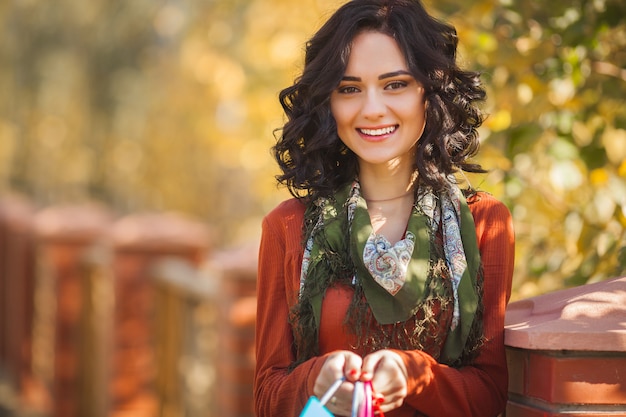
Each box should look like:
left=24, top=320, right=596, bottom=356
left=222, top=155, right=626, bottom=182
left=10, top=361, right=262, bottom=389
left=330, top=31, right=427, bottom=171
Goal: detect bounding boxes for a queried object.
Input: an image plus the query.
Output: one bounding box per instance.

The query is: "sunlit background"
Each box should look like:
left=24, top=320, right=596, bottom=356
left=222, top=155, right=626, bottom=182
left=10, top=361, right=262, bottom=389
left=0, top=0, right=625, bottom=415
left=2, top=0, right=625, bottom=293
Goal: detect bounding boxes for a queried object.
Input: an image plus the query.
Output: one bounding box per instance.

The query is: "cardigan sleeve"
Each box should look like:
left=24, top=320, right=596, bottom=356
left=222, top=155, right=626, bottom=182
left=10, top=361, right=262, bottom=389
left=253, top=200, right=329, bottom=417
left=397, top=192, right=515, bottom=416
left=254, top=194, right=515, bottom=417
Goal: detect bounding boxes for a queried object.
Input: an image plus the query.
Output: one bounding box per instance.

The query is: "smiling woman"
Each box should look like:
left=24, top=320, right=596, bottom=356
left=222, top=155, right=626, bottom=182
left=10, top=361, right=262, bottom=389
left=254, top=1, right=515, bottom=416
left=330, top=31, right=427, bottom=174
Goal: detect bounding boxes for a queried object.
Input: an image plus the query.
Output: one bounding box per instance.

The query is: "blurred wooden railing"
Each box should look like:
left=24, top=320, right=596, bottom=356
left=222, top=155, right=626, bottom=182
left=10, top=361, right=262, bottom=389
left=151, top=258, right=218, bottom=417
left=0, top=194, right=39, bottom=416
left=0, top=194, right=258, bottom=417
left=5, top=194, right=626, bottom=417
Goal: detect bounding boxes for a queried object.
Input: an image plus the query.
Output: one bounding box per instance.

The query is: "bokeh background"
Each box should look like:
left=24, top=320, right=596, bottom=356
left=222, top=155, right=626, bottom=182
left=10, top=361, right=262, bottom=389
left=0, top=0, right=625, bottom=415
left=3, top=0, right=626, bottom=296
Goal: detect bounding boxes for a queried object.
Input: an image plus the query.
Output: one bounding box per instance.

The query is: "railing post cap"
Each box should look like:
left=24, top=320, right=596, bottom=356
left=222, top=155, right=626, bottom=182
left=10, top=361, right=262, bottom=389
left=112, top=211, right=211, bottom=253
left=505, top=276, right=626, bottom=351
left=34, top=203, right=112, bottom=243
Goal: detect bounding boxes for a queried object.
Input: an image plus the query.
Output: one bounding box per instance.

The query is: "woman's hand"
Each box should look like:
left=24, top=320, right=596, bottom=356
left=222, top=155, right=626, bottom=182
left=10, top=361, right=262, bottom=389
left=313, top=351, right=362, bottom=416
left=313, top=349, right=410, bottom=415
left=360, top=350, right=409, bottom=413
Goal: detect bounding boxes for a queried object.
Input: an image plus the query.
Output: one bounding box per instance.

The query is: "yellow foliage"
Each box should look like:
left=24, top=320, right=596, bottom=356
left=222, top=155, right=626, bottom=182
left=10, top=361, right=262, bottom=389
left=602, top=128, right=626, bottom=165
left=1, top=0, right=625, bottom=299
left=485, top=109, right=512, bottom=132
left=590, top=168, right=610, bottom=186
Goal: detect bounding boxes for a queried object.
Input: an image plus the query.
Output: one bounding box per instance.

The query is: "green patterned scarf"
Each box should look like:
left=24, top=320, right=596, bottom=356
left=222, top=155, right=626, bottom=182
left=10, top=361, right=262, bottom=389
left=291, top=181, right=483, bottom=367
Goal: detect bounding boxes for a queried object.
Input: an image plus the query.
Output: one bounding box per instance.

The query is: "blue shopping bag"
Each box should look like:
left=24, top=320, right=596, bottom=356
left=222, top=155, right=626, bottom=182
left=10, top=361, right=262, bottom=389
left=299, top=377, right=344, bottom=417
left=299, top=377, right=380, bottom=417
left=299, top=396, right=334, bottom=417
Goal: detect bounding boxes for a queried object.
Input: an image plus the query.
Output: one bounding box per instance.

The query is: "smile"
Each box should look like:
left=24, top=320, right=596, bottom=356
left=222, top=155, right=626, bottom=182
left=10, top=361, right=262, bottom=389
left=358, top=125, right=397, bottom=137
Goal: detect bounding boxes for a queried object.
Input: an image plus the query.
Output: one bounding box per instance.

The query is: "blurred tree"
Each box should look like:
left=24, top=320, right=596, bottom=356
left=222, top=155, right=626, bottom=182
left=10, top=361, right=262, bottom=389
left=1, top=0, right=624, bottom=298
left=0, top=0, right=340, bottom=243
left=435, top=0, right=626, bottom=298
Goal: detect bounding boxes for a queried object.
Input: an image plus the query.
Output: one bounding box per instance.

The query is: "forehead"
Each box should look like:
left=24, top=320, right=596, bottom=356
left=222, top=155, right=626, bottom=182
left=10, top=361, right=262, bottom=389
left=345, top=31, right=408, bottom=73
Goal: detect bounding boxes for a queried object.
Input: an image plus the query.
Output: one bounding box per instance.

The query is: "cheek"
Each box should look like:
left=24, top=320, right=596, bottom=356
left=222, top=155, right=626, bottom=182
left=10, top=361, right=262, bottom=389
left=330, top=104, right=351, bottom=132
left=330, top=109, right=353, bottom=147
left=410, top=100, right=427, bottom=123
left=329, top=100, right=341, bottom=125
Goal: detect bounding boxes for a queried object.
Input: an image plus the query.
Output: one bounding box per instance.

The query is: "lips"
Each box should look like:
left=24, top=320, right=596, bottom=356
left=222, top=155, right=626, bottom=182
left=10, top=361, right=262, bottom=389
left=356, top=125, right=398, bottom=142
left=357, top=125, right=398, bottom=137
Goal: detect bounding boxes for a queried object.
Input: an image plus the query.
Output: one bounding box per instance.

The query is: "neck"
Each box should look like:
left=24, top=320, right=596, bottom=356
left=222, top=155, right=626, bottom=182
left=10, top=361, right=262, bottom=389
left=365, top=189, right=414, bottom=203
left=359, top=169, right=418, bottom=204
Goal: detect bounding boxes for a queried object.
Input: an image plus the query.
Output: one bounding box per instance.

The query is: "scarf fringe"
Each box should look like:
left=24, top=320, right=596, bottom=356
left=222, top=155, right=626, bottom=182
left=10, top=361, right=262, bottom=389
left=289, top=185, right=484, bottom=370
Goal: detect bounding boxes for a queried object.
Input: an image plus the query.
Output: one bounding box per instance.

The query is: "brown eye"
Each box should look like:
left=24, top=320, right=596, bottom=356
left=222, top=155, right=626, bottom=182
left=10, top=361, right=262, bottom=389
left=385, top=81, right=407, bottom=90
left=338, top=86, right=360, bottom=94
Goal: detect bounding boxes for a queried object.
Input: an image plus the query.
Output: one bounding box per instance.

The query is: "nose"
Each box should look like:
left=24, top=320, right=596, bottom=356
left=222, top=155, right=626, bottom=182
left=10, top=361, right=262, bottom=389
left=361, top=90, right=386, bottom=120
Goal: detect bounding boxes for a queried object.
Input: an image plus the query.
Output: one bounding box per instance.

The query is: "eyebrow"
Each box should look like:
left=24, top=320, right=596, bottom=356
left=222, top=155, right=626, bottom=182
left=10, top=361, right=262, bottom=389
left=340, top=70, right=413, bottom=82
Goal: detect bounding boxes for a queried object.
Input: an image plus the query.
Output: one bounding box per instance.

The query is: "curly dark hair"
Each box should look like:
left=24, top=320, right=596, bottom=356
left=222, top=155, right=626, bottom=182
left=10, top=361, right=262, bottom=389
left=274, top=0, right=486, bottom=200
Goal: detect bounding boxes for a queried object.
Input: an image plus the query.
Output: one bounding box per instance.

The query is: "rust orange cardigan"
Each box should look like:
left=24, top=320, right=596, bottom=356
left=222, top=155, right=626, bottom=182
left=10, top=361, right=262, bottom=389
left=254, top=192, right=514, bottom=417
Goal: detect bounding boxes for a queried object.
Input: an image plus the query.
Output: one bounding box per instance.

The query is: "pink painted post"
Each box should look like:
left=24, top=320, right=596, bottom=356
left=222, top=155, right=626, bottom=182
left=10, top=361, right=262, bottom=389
left=504, top=276, right=626, bottom=416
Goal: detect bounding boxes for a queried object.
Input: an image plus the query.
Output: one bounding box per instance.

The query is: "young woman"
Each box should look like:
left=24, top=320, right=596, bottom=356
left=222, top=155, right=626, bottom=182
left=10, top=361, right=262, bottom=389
left=254, top=1, right=515, bottom=416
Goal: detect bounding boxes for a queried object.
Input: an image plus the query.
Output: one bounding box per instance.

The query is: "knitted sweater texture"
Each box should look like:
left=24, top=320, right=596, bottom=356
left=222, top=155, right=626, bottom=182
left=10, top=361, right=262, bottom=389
left=254, top=192, right=514, bottom=417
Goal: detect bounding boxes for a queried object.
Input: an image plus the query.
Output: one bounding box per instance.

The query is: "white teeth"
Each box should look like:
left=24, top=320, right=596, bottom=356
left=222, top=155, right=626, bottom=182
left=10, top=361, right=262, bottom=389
left=359, top=126, right=396, bottom=136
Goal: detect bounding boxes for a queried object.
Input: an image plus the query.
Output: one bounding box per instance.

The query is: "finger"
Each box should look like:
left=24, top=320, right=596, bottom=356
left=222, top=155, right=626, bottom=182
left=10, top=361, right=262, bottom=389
left=360, top=350, right=385, bottom=381
left=314, top=351, right=361, bottom=398
left=362, top=350, right=408, bottom=382
left=326, top=352, right=351, bottom=377
left=362, top=351, right=408, bottom=412
left=319, top=377, right=345, bottom=404
left=325, top=378, right=357, bottom=416
left=342, top=352, right=363, bottom=381
left=325, top=385, right=351, bottom=416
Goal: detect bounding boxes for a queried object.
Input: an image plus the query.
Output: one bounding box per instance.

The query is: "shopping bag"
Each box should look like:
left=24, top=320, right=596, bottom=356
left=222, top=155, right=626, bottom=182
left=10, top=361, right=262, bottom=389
left=299, top=397, right=334, bottom=417
left=299, top=377, right=344, bottom=417
left=363, top=381, right=373, bottom=417
left=350, top=381, right=363, bottom=417
left=299, top=377, right=383, bottom=417
left=352, top=381, right=378, bottom=417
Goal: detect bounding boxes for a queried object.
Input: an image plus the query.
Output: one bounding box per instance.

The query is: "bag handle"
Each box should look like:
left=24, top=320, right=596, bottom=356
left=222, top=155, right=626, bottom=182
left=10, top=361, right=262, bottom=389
left=301, top=376, right=385, bottom=417
left=353, top=381, right=376, bottom=417
left=319, top=377, right=345, bottom=406
left=363, top=381, right=373, bottom=417
left=351, top=381, right=363, bottom=417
